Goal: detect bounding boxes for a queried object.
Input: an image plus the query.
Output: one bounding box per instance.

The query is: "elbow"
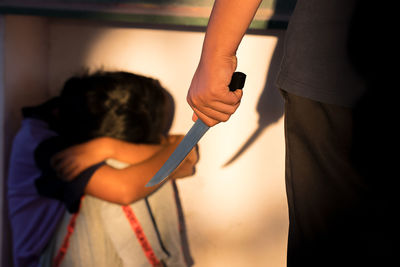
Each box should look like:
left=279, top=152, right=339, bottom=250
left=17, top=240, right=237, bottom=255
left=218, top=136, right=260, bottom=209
left=117, top=186, right=142, bottom=205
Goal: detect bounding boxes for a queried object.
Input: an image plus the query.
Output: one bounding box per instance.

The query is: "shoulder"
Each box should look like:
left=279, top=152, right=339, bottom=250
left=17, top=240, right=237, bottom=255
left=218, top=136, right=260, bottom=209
left=8, top=118, right=56, bottom=167
left=7, top=119, right=59, bottom=184
left=12, top=118, right=57, bottom=150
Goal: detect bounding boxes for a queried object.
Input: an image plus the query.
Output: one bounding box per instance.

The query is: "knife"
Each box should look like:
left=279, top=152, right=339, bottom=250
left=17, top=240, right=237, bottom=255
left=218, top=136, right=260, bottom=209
left=145, top=71, right=246, bottom=187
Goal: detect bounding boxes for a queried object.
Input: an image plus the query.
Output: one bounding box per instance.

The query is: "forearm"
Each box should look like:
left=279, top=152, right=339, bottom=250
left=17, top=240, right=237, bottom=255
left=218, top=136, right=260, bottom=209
left=84, top=142, right=178, bottom=205
left=186, top=0, right=261, bottom=126
left=107, top=138, right=163, bottom=165
left=202, top=0, right=262, bottom=59
left=51, top=137, right=164, bottom=180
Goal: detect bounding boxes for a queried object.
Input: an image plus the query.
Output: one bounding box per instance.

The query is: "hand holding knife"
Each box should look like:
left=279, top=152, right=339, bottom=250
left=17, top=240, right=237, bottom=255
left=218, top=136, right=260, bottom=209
left=146, top=72, right=246, bottom=187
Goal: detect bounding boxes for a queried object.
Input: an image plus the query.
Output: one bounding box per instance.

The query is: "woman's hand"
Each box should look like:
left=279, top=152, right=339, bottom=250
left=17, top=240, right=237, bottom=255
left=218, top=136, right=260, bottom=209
left=160, top=135, right=200, bottom=180
left=51, top=137, right=113, bottom=181
left=171, top=144, right=199, bottom=180
left=51, top=135, right=199, bottom=182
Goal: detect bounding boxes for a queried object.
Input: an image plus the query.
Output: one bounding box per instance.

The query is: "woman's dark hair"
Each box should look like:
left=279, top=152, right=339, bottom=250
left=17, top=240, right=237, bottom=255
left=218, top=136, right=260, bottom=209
left=58, top=71, right=174, bottom=144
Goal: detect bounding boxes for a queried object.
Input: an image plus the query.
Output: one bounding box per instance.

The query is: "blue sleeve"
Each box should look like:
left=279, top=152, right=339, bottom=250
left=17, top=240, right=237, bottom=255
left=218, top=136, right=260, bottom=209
left=35, top=161, right=106, bottom=213
left=34, top=137, right=106, bottom=213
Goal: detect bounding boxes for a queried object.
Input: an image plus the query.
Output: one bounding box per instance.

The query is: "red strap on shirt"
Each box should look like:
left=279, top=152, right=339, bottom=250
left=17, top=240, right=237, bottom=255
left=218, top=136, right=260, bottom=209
left=122, top=205, right=163, bottom=267
left=52, top=196, right=84, bottom=267
left=52, top=198, right=162, bottom=267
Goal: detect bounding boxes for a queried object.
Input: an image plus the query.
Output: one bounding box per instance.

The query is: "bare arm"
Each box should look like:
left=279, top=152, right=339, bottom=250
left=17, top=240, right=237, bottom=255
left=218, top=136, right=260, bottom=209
left=51, top=137, right=163, bottom=178
left=52, top=136, right=198, bottom=205
left=85, top=142, right=198, bottom=205
left=187, top=0, right=262, bottom=126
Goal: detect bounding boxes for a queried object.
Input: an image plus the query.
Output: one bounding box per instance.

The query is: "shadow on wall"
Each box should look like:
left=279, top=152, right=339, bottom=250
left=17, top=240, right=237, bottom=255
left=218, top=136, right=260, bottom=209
left=224, top=32, right=285, bottom=167
left=224, top=0, right=296, bottom=166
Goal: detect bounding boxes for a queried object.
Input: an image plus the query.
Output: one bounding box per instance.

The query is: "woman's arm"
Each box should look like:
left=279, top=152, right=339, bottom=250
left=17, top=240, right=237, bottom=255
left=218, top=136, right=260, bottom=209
left=187, top=0, right=262, bottom=126
left=85, top=141, right=198, bottom=205
left=52, top=136, right=198, bottom=205
left=52, top=137, right=168, bottom=180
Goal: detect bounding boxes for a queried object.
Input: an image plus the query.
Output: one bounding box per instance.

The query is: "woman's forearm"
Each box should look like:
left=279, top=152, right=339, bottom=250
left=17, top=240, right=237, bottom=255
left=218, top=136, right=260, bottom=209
left=84, top=138, right=183, bottom=205
left=51, top=137, right=164, bottom=180
left=107, top=138, right=163, bottom=165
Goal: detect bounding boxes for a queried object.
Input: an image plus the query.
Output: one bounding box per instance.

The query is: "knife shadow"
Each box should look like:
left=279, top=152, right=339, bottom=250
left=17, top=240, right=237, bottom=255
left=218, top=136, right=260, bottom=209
left=223, top=32, right=285, bottom=167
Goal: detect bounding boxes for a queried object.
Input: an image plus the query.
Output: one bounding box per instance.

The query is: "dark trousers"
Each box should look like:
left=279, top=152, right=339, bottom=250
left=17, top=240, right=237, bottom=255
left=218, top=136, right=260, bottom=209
left=282, top=91, right=396, bottom=267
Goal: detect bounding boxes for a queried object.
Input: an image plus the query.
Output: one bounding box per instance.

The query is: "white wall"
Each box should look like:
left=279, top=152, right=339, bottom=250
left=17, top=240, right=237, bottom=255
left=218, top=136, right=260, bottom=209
left=2, top=15, right=288, bottom=267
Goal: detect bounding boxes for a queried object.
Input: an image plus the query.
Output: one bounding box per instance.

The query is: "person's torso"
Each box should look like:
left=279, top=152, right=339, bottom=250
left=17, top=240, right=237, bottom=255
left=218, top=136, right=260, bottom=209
left=47, top=160, right=190, bottom=267
left=276, top=0, right=366, bottom=107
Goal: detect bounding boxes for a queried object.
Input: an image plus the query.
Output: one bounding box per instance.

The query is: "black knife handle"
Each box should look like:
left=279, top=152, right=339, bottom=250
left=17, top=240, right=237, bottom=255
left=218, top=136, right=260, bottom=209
left=228, top=72, right=246, bottom=91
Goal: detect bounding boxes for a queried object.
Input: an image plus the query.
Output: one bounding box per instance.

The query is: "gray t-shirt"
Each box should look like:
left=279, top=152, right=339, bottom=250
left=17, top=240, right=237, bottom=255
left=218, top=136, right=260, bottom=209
left=276, top=0, right=366, bottom=107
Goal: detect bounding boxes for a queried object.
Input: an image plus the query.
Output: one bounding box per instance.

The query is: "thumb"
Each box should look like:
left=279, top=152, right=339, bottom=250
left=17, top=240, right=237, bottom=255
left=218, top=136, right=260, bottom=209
left=192, top=112, right=198, bottom=122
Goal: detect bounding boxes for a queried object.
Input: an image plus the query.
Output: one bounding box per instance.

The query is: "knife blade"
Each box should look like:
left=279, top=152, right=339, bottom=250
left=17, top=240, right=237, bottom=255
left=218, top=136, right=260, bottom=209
left=145, top=71, right=246, bottom=187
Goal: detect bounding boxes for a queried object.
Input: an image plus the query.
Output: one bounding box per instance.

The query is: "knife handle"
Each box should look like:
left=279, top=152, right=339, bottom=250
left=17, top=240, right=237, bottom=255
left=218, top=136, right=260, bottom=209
left=229, top=72, right=246, bottom=91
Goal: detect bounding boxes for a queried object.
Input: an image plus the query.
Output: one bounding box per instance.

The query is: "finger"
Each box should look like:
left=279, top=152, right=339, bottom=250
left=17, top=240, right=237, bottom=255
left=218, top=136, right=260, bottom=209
left=231, top=88, right=243, bottom=103
left=172, top=164, right=196, bottom=179
left=62, top=167, right=78, bottom=181
left=192, top=112, right=198, bottom=122
left=54, top=158, right=73, bottom=173
left=187, top=144, right=199, bottom=164
left=191, top=166, right=196, bottom=175
left=192, top=106, right=220, bottom=127
left=194, top=144, right=200, bottom=164
left=192, top=103, right=240, bottom=126
left=187, top=88, right=242, bottom=114
left=217, top=89, right=243, bottom=106
left=168, top=135, right=184, bottom=145
left=51, top=153, right=64, bottom=167
left=57, top=166, right=71, bottom=180
left=205, top=98, right=241, bottom=115
left=57, top=160, right=78, bottom=181
left=188, top=98, right=241, bottom=127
